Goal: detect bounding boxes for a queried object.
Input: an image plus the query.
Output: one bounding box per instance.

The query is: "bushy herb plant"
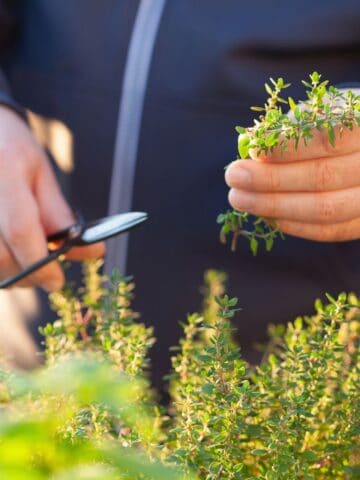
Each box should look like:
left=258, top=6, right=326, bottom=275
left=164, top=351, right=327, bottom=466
left=218, top=72, right=360, bottom=254
left=0, top=263, right=358, bottom=479
left=168, top=275, right=359, bottom=479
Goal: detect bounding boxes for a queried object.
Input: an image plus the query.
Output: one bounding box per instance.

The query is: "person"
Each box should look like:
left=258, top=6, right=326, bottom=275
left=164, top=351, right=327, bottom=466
left=0, top=0, right=359, bottom=386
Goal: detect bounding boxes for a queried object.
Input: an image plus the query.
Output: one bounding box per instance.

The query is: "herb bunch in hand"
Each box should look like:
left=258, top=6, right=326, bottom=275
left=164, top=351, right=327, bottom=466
left=220, top=72, right=360, bottom=254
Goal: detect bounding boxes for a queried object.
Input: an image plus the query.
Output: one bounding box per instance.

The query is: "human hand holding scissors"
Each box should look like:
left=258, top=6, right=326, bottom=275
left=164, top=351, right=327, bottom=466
left=0, top=212, right=147, bottom=289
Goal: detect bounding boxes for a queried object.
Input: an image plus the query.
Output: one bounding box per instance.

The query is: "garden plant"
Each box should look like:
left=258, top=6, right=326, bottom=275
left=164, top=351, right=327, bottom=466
left=0, top=74, right=359, bottom=479
left=0, top=262, right=358, bottom=479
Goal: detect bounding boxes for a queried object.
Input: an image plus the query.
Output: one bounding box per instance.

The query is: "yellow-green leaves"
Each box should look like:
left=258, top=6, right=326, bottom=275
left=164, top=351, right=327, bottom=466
left=237, top=133, right=251, bottom=159
left=288, top=96, right=296, bottom=112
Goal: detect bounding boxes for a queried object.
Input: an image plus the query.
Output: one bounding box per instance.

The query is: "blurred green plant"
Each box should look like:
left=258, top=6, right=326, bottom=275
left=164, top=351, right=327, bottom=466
left=218, top=72, right=360, bottom=254
left=0, top=263, right=359, bottom=479
left=0, top=355, right=191, bottom=480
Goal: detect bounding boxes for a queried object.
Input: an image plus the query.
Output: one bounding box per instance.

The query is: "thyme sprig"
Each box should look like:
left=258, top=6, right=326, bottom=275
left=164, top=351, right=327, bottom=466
left=218, top=72, right=360, bottom=254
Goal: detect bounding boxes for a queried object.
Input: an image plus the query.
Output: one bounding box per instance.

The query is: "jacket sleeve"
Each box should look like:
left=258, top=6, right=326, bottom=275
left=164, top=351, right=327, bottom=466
left=0, top=1, right=27, bottom=122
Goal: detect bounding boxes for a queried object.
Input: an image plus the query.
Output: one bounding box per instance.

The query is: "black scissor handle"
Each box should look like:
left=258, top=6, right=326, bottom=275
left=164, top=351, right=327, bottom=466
left=47, top=223, right=84, bottom=244
left=0, top=242, right=71, bottom=289
left=47, top=209, right=84, bottom=243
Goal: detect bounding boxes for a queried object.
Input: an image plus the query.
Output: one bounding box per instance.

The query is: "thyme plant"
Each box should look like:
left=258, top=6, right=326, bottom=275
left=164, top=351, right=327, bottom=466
left=218, top=72, right=360, bottom=254
left=0, top=264, right=358, bottom=479
left=0, top=356, right=190, bottom=480
left=169, top=274, right=360, bottom=479
left=40, top=260, right=162, bottom=451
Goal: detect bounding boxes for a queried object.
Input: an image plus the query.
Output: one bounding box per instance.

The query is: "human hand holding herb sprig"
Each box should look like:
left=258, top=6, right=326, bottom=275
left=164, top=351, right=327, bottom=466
left=221, top=72, right=360, bottom=254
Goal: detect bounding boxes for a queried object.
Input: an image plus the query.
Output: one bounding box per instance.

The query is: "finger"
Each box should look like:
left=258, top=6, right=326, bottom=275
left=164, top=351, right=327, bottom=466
left=228, top=186, right=360, bottom=225
left=35, top=157, right=76, bottom=233
left=0, top=234, right=33, bottom=288
left=250, top=125, right=360, bottom=163
left=0, top=184, right=65, bottom=291
left=35, top=159, right=106, bottom=260
left=277, top=217, right=360, bottom=242
left=65, top=242, right=106, bottom=261
left=226, top=151, right=360, bottom=193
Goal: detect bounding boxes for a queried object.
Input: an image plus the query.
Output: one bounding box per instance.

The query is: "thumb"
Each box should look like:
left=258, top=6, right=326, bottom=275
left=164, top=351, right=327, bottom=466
left=35, top=158, right=105, bottom=260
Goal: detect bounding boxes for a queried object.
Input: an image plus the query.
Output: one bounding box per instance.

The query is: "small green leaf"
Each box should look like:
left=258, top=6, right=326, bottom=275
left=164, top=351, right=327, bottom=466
left=265, top=83, right=273, bottom=95
left=238, top=134, right=251, bottom=159
left=265, top=132, right=278, bottom=147
left=288, top=96, right=296, bottom=112
left=201, top=384, right=216, bottom=395
left=250, top=106, right=266, bottom=112
left=265, top=236, right=274, bottom=251
left=294, top=107, right=302, bottom=121
left=338, top=292, right=347, bottom=303
left=310, top=71, right=320, bottom=83
left=295, top=317, right=303, bottom=330
left=325, top=122, right=336, bottom=147
left=250, top=236, right=258, bottom=256
left=251, top=449, right=267, bottom=456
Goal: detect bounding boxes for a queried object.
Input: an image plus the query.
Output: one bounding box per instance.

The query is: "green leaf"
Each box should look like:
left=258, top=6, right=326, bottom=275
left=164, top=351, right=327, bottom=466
left=251, top=449, right=267, bottom=456
left=265, top=236, right=274, bottom=252
left=294, top=317, right=303, bottom=330
left=250, top=236, right=258, bottom=256
left=294, top=107, right=302, bottom=122
left=265, top=132, right=278, bottom=147
left=302, top=451, right=318, bottom=462
left=201, top=384, right=215, bottom=395
left=288, top=96, right=296, bottom=112
left=325, top=122, right=336, bottom=147
left=265, top=83, right=273, bottom=96
left=310, top=71, right=320, bottom=83
left=250, top=106, right=266, bottom=112
left=238, top=134, right=251, bottom=159
left=338, top=292, right=347, bottom=303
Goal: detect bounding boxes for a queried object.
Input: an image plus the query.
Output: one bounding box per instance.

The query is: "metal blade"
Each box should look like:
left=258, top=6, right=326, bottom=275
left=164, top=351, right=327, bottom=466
left=79, top=212, right=148, bottom=245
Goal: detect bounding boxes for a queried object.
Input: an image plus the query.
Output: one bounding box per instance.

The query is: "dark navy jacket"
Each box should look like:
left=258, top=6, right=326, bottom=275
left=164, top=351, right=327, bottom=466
left=0, top=1, right=359, bottom=387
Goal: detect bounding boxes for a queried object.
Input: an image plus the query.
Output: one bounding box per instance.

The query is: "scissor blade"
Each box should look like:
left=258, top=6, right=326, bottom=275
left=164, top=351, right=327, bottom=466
left=80, top=212, right=148, bottom=245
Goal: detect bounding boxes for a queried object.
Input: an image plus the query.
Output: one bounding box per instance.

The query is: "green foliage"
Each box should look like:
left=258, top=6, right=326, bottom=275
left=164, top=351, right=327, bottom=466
left=0, top=356, right=190, bottom=480
left=0, top=264, right=359, bottom=478
left=219, top=72, right=360, bottom=253
left=42, top=260, right=155, bottom=377
left=169, top=274, right=360, bottom=479
left=0, top=261, right=192, bottom=479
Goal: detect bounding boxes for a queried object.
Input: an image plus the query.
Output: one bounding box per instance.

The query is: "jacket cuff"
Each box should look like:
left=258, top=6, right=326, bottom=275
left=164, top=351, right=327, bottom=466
left=0, top=90, right=28, bottom=123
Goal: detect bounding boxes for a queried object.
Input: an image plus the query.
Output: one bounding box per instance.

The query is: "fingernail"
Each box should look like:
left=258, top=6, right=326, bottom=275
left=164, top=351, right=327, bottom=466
left=229, top=189, right=255, bottom=211
left=233, top=167, right=252, bottom=188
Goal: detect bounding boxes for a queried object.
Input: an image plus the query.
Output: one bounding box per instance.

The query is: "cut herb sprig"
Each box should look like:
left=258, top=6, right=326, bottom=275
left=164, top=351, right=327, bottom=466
left=219, top=72, right=360, bottom=254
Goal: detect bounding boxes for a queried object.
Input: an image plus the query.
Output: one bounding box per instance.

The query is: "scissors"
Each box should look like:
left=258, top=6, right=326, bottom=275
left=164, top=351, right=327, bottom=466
left=0, top=212, right=148, bottom=289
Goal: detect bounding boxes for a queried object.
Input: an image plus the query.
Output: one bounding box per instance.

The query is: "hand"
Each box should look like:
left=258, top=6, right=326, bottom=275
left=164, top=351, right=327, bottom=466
left=0, top=106, right=105, bottom=291
left=225, top=124, right=360, bottom=242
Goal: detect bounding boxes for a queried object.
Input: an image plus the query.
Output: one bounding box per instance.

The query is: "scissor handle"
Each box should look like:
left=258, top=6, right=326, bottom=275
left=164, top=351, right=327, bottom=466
left=47, top=223, right=83, bottom=243
left=0, top=242, right=71, bottom=289
left=46, top=207, right=84, bottom=243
